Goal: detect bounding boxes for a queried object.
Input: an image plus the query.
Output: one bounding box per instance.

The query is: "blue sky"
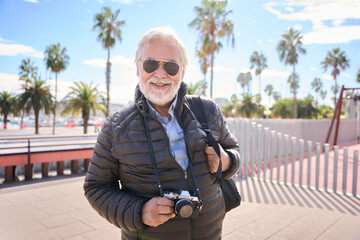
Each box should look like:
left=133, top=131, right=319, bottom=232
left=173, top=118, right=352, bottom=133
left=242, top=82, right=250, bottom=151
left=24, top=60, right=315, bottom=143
left=1, top=0, right=360, bottom=107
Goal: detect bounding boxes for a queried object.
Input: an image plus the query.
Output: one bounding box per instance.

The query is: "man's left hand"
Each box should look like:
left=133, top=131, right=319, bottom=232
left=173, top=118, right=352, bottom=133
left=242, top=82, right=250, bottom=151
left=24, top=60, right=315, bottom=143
left=205, top=144, right=230, bottom=173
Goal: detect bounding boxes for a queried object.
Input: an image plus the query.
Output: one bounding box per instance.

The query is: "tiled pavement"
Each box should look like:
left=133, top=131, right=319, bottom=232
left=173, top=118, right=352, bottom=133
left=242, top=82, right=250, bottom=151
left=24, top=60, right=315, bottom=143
left=0, top=174, right=359, bottom=240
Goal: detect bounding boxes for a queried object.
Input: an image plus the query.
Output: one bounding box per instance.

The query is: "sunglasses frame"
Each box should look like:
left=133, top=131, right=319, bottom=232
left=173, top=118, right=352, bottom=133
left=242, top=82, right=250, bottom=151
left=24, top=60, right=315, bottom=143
left=142, top=58, right=181, bottom=76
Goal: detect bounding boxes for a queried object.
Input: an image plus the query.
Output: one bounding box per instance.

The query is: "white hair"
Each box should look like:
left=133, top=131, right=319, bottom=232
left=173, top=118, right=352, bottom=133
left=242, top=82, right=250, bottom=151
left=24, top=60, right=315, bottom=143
left=135, top=26, right=188, bottom=68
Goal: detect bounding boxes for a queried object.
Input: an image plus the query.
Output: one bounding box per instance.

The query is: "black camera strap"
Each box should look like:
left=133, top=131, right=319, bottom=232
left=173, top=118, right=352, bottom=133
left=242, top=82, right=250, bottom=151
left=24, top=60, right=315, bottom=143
left=143, top=115, right=202, bottom=206
left=144, top=115, right=164, bottom=197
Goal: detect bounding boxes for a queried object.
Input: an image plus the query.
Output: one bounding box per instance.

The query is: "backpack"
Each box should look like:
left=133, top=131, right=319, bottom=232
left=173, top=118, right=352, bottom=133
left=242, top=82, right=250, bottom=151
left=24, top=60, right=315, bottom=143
left=186, top=95, right=241, bottom=212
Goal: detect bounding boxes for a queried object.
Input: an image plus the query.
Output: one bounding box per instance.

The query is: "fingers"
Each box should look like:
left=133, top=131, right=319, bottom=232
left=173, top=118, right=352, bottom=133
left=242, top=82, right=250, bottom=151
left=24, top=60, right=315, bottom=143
left=205, top=145, right=219, bottom=173
left=142, top=197, right=175, bottom=227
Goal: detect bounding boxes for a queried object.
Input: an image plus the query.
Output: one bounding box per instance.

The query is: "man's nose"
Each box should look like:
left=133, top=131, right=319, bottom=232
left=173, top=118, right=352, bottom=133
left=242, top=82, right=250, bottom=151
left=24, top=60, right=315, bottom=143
left=153, top=63, right=167, bottom=78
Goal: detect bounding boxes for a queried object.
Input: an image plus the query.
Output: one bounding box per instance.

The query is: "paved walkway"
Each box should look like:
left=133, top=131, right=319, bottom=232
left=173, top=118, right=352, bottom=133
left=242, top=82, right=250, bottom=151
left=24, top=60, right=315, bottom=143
left=0, top=175, right=359, bottom=240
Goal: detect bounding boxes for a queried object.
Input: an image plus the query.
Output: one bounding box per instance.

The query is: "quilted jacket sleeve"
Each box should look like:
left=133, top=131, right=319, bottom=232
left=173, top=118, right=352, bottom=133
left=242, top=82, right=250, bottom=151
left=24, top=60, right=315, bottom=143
left=205, top=100, right=241, bottom=180
left=83, top=117, right=148, bottom=232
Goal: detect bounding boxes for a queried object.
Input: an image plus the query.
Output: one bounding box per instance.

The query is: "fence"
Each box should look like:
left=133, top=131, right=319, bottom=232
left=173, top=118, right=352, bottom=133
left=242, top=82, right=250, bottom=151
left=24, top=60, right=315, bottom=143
left=226, top=118, right=359, bottom=197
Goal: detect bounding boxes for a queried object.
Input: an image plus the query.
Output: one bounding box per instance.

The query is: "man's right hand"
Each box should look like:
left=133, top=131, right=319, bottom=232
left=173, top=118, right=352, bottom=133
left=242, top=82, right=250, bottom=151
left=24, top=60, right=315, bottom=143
left=142, top=197, right=176, bottom=227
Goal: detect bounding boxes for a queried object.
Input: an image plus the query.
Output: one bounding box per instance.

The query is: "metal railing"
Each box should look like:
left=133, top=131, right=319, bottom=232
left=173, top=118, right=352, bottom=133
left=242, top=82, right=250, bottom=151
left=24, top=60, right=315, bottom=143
left=226, top=119, right=359, bottom=197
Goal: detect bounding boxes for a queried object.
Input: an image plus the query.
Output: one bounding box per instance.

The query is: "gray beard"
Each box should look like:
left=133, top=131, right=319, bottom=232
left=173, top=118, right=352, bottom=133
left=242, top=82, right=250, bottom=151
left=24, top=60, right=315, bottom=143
left=139, top=77, right=181, bottom=106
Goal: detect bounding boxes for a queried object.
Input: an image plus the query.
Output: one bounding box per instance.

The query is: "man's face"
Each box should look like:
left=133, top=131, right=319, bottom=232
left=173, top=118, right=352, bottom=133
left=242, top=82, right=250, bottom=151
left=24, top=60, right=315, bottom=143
left=137, top=38, right=184, bottom=107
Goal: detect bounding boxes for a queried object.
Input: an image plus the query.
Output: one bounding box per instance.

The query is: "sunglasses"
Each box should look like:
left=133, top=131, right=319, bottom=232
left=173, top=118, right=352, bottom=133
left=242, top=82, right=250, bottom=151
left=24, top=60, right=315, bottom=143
left=143, top=59, right=180, bottom=76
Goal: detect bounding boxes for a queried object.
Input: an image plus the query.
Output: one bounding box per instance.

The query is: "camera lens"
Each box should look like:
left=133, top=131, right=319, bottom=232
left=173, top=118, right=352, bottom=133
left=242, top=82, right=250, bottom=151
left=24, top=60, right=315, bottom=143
left=175, top=199, right=194, bottom=219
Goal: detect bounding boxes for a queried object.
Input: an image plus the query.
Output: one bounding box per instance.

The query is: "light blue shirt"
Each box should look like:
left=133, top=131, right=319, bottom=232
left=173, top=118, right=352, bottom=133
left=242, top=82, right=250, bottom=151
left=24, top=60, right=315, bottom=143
left=146, top=96, right=189, bottom=170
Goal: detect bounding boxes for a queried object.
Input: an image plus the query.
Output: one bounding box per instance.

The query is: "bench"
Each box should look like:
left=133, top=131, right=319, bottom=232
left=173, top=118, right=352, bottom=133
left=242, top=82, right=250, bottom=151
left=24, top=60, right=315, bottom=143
left=0, top=135, right=97, bottom=182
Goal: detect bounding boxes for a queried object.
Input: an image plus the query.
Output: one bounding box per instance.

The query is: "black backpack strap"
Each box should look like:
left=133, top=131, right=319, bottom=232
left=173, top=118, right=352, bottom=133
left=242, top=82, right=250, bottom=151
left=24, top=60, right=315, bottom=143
left=186, top=95, right=222, bottom=179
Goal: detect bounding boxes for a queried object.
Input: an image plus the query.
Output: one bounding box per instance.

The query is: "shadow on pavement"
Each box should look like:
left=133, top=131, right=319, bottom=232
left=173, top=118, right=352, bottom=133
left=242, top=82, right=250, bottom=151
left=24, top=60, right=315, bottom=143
left=235, top=176, right=360, bottom=216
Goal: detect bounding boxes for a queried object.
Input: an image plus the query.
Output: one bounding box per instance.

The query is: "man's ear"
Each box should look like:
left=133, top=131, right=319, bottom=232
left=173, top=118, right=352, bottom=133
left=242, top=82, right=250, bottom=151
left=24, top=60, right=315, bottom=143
left=136, top=62, right=139, bottom=77
left=180, top=66, right=186, bottom=80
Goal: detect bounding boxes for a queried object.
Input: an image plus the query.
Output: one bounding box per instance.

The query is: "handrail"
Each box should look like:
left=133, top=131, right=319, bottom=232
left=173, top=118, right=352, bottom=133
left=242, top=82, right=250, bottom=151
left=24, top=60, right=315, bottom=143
left=0, top=141, right=96, bottom=150
left=0, top=134, right=98, bottom=141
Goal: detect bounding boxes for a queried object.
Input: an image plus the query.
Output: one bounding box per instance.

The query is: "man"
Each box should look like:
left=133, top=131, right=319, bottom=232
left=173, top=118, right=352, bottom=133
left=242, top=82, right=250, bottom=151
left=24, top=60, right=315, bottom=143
left=84, top=26, right=240, bottom=240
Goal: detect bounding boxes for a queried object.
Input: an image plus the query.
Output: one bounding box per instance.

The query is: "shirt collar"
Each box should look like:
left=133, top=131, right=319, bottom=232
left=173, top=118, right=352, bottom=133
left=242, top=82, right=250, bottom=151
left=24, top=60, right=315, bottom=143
left=146, top=95, right=178, bottom=119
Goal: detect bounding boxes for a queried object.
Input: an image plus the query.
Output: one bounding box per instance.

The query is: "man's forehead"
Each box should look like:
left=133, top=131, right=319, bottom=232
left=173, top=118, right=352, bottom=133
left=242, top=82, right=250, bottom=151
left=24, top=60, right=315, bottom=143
left=140, top=38, right=181, bottom=62
left=144, top=57, right=178, bottom=63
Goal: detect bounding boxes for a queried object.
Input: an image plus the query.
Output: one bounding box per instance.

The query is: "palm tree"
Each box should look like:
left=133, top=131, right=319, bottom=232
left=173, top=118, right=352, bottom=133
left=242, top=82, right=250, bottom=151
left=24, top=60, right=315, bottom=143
left=277, top=28, right=306, bottom=118
left=321, top=48, right=350, bottom=106
left=287, top=73, right=300, bottom=118
left=222, top=94, right=239, bottom=117
left=250, top=51, right=268, bottom=97
left=236, top=72, right=252, bottom=94
left=19, top=58, right=38, bottom=83
left=62, top=82, right=106, bottom=134
left=264, top=84, right=274, bottom=106
left=189, top=0, right=234, bottom=99
left=19, top=58, right=38, bottom=129
left=356, top=68, right=360, bottom=84
left=272, top=91, right=281, bottom=102
left=0, top=91, right=15, bottom=129
left=44, top=43, right=69, bottom=134
left=196, top=47, right=209, bottom=94
left=238, top=94, right=257, bottom=118
left=19, top=75, right=52, bottom=134
left=311, top=77, right=323, bottom=118
left=188, top=80, right=207, bottom=96
left=93, top=7, right=125, bottom=117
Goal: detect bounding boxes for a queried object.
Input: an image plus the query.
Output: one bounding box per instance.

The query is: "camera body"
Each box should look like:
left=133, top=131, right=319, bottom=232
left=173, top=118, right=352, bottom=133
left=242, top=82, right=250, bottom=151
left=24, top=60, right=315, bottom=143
left=164, top=190, right=202, bottom=219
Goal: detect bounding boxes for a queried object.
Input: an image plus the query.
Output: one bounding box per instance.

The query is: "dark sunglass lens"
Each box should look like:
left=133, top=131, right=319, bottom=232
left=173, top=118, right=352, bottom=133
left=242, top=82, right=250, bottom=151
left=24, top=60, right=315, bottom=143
left=143, top=60, right=159, bottom=73
left=164, top=62, right=179, bottom=76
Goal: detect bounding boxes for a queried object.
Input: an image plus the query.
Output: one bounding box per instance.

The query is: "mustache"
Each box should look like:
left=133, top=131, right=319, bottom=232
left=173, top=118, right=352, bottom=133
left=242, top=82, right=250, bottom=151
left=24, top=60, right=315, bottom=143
left=148, top=77, right=173, bottom=85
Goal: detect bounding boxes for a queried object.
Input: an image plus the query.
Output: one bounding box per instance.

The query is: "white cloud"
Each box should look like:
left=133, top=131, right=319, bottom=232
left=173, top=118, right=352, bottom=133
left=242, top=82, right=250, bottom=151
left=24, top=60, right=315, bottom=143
left=341, top=72, right=351, bottom=78
left=0, top=37, right=14, bottom=43
left=265, top=0, right=360, bottom=43
left=294, top=24, right=302, bottom=31
left=267, top=39, right=274, bottom=43
left=110, top=0, right=148, bottom=4
left=240, top=68, right=290, bottom=78
left=322, top=74, right=333, bottom=81
left=332, top=19, right=344, bottom=27
left=256, top=39, right=263, bottom=44
left=23, top=0, right=39, bottom=3
left=265, top=0, right=360, bottom=23
left=0, top=73, right=21, bottom=93
left=0, top=42, right=43, bottom=58
left=310, top=67, right=315, bottom=71
left=285, top=7, right=294, bottom=12
left=213, top=65, right=237, bottom=73
left=83, top=55, right=134, bottom=69
left=303, top=25, right=360, bottom=44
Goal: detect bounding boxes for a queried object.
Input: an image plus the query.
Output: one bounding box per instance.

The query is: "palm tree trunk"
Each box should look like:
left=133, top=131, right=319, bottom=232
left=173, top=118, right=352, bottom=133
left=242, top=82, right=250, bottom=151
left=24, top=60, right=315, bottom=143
left=210, top=52, right=214, bottom=99
left=35, top=110, right=39, bottom=134
left=106, top=48, right=111, bottom=117
left=84, top=117, right=88, bottom=134
left=315, top=93, right=318, bottom=119
left=4, top=114, right=8, bottom=129
left=293, top=64, right=297, bottom=118
left=20, top=109, right=25, bottom=129
left=334, top=77, right=337, bottom=107
left=258, top=74, right=261, bottom=98
left=52, top=72, right=58, bottom=135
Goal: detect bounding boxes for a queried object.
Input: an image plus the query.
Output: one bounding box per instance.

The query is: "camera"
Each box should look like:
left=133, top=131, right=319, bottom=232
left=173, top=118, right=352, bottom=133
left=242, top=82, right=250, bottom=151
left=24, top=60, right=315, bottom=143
left=164, top=190, right=202, bottom=219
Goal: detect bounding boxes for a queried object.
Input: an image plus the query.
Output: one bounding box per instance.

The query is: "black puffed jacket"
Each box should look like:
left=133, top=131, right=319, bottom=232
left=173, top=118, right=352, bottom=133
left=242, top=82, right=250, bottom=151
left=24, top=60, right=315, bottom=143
left=83, top=83, right=240, bottom=240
